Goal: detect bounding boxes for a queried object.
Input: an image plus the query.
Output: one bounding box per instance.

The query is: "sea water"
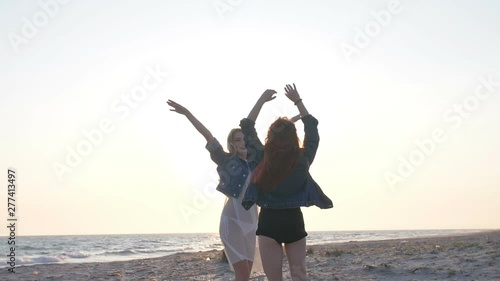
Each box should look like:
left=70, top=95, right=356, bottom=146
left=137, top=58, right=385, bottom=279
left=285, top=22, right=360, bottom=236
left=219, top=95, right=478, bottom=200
left=1, top=229, right=485, bottom=267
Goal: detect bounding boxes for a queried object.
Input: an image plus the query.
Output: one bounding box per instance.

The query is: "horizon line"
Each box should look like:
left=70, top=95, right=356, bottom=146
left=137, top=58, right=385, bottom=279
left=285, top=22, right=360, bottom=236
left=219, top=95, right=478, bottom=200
left=3, top=228, right=496, bottom=238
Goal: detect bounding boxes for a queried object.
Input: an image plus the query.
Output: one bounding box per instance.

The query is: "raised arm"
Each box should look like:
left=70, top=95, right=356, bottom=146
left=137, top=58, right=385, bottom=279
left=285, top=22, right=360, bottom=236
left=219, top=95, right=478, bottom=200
left=246, top=89, right=277, bottom=122
left=167, top=99, right=213, bottom=142
left=284, top=83, right=309, bottom=117
left=240, top=89, right=276, bottom=162
left=167, top=100, right=226, bottom=165
left=284, top=84, right=319, bottom=164
left=290, top=114, right=301, bottom=123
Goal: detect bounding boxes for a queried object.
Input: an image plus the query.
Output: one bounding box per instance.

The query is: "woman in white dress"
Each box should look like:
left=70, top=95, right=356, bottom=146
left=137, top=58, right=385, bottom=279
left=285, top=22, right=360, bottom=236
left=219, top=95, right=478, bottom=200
left=167, top=99, right=263, bottom=281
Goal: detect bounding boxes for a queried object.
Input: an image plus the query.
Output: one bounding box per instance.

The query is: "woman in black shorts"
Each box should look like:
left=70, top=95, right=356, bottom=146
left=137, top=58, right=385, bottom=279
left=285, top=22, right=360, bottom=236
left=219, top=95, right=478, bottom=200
left=240, top=84, right=333, bottom=281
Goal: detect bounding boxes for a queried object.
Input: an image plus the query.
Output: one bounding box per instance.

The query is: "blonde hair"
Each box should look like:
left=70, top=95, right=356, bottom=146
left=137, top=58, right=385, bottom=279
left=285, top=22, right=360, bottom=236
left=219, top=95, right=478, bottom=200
left=227, top=128, right=242, bottom=155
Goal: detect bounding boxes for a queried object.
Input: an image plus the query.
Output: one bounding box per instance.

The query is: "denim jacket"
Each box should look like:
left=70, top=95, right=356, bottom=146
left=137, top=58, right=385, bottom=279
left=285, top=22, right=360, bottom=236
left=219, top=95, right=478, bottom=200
left=240, top=115, right=333, bottom=210
left=205, top=138, right=254, bottom=198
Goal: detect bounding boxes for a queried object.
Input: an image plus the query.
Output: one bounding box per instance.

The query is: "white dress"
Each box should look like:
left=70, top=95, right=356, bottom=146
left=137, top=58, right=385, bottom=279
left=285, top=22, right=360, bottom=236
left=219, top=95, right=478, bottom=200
left=219, top=168, right=261, bottom=271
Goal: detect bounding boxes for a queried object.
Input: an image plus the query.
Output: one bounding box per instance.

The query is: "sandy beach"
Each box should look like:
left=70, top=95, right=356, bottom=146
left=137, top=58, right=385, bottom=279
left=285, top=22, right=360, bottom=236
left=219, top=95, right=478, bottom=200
left=2, top=230, right=499, bottom=281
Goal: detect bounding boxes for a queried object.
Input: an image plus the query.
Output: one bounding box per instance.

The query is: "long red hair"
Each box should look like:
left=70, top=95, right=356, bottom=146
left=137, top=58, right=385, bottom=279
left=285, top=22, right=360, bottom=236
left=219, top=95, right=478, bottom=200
left=251, top=117, right=302, bottom=192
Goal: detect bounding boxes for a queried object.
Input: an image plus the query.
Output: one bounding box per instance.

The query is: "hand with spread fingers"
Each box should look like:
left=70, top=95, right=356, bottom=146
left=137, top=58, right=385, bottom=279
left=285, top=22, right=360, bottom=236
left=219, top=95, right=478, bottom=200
left=167, top=99, right=190, bottom=116
left=284, top=83, right=301, bottom=104
left=166, top=99, right=214, bottom=143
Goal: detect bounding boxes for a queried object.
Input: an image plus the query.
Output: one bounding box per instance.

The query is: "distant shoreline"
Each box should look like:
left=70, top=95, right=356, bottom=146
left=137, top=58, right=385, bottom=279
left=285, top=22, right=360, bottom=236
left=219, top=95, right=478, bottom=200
left=2, top=229, right=494, bottom=269
left=2, top=229, right=499, bottom=280
left=3, top=228, right=492, bottom=238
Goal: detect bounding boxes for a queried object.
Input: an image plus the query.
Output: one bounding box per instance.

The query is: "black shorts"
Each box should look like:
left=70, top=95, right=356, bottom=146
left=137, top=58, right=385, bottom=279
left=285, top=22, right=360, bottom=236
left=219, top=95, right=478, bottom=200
left=256, top=207, right=307, bottom=244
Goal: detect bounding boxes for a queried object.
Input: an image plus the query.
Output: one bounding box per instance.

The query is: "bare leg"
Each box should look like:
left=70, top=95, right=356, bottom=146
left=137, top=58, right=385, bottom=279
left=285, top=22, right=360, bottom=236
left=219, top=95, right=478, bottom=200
left=258, top=235, right=284, bottom=281
left=284, top=238, right=306, bottom=281
left=233, top=259, right=253, bottom=281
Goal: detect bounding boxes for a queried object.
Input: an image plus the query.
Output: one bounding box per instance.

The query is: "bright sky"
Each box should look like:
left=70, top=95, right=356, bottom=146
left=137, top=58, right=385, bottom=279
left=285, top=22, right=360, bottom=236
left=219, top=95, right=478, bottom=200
left=1, top=0, right=499, bottom=236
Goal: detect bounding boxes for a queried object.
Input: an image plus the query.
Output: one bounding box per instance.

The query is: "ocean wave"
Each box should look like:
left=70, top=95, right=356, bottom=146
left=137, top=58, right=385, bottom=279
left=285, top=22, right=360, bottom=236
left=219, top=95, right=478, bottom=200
left=100, top=249, right=137, bottom=256
left=138, top=239, right=162, bottom=244
left=15, top=252, right=92, bottom=266
left=60, top=252, right=91, bottom=259
left=133, top=249, right=174, bottom=254
left=17, top=256, right=64, bottom=265
left=20, top=245, right=45, bottom=251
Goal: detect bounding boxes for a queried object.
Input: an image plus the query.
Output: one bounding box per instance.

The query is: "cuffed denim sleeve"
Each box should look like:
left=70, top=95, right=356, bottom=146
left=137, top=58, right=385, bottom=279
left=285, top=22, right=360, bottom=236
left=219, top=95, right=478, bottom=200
left=205, top=138, right=226, bottom=166
left=241, top=183, right=258, bottom=210
left=239, top=118, right=264, bottom=163
left=302, top=115, right=319, bottom=165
